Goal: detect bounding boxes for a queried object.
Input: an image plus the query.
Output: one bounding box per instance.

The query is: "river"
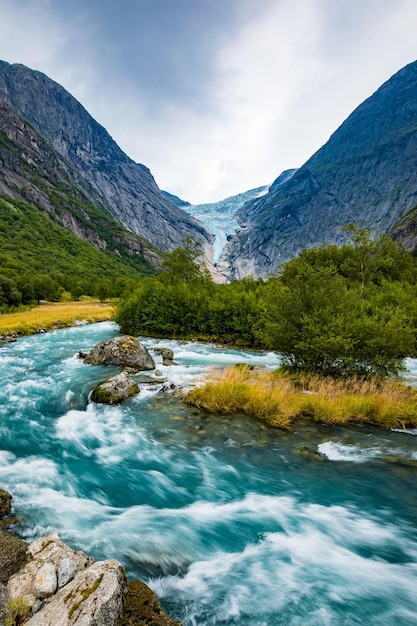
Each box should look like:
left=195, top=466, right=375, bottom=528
left=0, top=322, right=416, bottom=625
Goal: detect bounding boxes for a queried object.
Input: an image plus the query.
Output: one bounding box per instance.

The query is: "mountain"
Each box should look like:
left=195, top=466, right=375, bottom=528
left=221, top=61, right=417, bottom=279
left=161, top=190, right=191, bottom=207
left=183, top=184, right=273, bottom=265
left=0, top=98, right=160, bottom=265
left=0, top=61, right=211, bottom=255
left=0, top=99, right=164, bottom=299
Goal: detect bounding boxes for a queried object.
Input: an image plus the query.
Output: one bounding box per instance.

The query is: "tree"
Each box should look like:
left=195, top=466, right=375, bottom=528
left=0, top=275, right=22, bottom=307
left=161, top=236, right=209, bottom=285
left=31, top=274, right=57, bottom=302
left=258, top=239, right=417, bottom=378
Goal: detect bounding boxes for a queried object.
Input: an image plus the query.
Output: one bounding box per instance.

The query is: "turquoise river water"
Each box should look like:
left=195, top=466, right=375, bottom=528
left=0, top=321, right=417, bottom=625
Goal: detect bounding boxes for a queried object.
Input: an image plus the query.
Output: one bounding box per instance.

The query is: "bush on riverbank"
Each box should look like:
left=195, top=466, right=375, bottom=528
left=184, top=365, right=417, bottom=430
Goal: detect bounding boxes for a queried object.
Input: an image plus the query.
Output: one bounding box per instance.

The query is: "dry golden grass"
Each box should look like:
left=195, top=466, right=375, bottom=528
left=184, top=365, right=417, bottom=430
left=0, top=299, right=115, bottom=336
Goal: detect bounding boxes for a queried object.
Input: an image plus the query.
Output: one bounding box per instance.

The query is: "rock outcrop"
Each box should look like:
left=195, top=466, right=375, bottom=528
left=221, top=61, right=417, bottom=278
left=91, top=371, right=139, bottom=405
left=2, top=532, right=182, bottom=626
left=84, top=336, right=155, bottom=371
left=0, top=493, right=182, bottom=625
left=6, top=533, right=125, bottom=625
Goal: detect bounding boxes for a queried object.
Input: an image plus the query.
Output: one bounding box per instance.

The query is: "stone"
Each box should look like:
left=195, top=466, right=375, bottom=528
left=84, top=336, right=155, bottom=371
left=8, top=533, right=93, bottom=600
left=0, top=489, right=12, bottom=518
left=0, top=336, right=17, bottom=346
left=120, top=580, right=182, bottom=626
left=154, top=347, right=175, bottom=366
left=160, top=383, right=176, bottom=393
left=33, top=562, right=57, bottom=598
left=26, top=560, right=127, bottom=626
left=0, top=530, right=28, bottom=583
left=91, top=371, right=139, bottom=405
left=57, top=558, right=77, bottom=588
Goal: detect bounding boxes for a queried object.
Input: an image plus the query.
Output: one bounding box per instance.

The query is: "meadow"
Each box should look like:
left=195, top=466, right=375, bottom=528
left=0, top=299, right=114, bottom=336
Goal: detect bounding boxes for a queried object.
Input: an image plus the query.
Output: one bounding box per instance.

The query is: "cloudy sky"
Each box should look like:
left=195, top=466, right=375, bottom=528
left=1, top=0, right=417, bottom=204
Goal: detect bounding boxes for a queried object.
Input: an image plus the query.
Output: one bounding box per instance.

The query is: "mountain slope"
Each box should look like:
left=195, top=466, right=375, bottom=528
left=0, top=98, right=160, bottom=270
left=222, top=61, right=417, bottom=279
left=0, top=61, right=211, bottom=254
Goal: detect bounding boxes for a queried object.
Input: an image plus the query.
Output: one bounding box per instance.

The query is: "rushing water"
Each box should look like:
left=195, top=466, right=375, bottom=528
left=1, top=322, right=417, bottom=625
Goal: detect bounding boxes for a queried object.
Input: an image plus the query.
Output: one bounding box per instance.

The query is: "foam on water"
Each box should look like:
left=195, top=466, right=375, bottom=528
left=151, top=497, right=417, bottom=625
left=318, top=441, right=382, bottom=462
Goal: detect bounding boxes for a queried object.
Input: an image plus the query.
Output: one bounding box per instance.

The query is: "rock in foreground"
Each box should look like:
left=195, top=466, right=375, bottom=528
left=84, top=336, right=155, bottom=371
left=2, top=532, right=182, bottom=625
left=91, top=371, right=139, bottom=405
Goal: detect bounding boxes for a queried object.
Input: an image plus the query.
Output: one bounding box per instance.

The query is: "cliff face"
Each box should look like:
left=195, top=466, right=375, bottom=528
left=221, top=61, right=417, bottom=279
left=0, top=98, right=162, bottom=268
left=0, top=61, right=211, bottom=254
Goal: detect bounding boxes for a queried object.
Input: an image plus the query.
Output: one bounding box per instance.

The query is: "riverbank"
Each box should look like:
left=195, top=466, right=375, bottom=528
left=0, top=299, right=115, bottom=338
left=184, top=364, right=417, bottom=430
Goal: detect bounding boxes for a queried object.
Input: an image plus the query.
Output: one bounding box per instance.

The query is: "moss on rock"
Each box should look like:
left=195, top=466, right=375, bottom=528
left=0, top=531, right=28, bottom=584
left=119, top=580, right=182, bottom=626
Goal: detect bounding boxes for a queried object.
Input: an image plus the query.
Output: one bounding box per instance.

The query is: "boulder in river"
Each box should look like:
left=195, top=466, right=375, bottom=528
left=84, top=336, right=155, bottom=371
left=154, top=347, right=175, bottom=366
left=91, top=371, right=139, bottom=405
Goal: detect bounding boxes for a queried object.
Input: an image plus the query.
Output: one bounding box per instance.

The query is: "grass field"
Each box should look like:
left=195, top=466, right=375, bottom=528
left=0, top=299, right=115, bottom=336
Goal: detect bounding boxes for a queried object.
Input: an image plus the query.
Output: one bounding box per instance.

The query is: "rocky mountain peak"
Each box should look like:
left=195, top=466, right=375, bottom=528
left=221, top=60, right=417, bottom=279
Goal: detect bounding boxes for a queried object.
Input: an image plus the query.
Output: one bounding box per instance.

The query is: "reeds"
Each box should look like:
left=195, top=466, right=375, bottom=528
left=183, top=365, right=417, bottom=430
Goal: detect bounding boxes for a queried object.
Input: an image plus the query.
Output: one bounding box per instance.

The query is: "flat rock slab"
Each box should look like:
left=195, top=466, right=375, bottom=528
left=84, top=336, right=155, bottom=371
